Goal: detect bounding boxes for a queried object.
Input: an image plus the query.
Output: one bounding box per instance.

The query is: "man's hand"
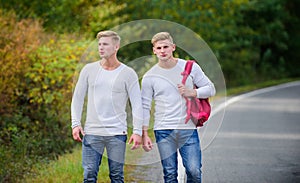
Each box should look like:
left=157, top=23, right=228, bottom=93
left=177, top=84, right=197, bottom=98
left=128, top=134, right=142, bottom=150
left=142, top=135, right=153, bottom=152
left=72, top=126, right=85, bottom=142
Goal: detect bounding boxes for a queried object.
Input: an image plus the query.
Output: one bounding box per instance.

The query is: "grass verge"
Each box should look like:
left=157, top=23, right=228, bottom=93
left=24, top=145, right=110, bottom=183
left=226, top=78, right=299, bottom=96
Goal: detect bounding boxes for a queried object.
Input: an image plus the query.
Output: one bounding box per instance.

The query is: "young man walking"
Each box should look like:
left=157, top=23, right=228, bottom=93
left=142, top=32, right=216, bottom=182
left=71, top=30, right=143, bottom=183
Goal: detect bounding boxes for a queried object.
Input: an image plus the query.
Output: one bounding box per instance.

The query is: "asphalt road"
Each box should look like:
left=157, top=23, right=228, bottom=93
left=202, top=81, right=300, bottom=183
left=130, top=81, right=300, bottom=183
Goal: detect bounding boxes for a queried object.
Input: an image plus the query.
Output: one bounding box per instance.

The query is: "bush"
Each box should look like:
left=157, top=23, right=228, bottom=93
left=0, top=10, right=91, bottom=181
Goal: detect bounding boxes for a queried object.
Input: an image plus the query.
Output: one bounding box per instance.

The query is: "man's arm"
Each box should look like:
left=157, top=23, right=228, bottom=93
left=141, top=76, right=154, bottom=152
left=126, top=69, right=143, bottom=150
left=192, top=63, right=216, bottom=98
left=142, top=126, right=153, bottom=152
left=72, top=126, right=85, bottom=142
left=71, top=66, right=88, bottom=142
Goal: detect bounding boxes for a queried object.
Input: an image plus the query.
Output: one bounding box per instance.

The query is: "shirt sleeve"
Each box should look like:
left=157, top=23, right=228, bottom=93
left=71, top=66, right=88, bottom=129
left=126, top=69, right=143, bottom=136
left=141, top=76, right=153, bottom=127
left=191, top=63, right=216, bottom=98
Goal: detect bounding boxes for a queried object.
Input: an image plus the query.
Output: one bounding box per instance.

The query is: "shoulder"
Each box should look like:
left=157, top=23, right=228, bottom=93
left=143, top=64, right=159, bottom=77
left=120, top=63, right=134, bottom=72
left=78, top=61, right=99, bottom=77
left=182, top=59, right=203, bottom=71
left=190, top=60, right=203, bottom=71
left=177, top=59, right=187, bottom=69
left=86, top=61, right=99, bottom=67
left=178, top=59, right=204, bottom=77
left=81, top=61, right=99, bottom=71
left=120, top=63, right=137, bottom=76
left=118, top=64, right=139, bottom=82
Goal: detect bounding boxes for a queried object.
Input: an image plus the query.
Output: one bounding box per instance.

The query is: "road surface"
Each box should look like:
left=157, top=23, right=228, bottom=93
left=130, top=81, right=300, bottom=183
left=202, top=81, right=300, bottom=183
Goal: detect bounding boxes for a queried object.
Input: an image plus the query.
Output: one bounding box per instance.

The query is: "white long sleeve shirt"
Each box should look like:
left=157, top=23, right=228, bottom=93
left=141, top=59, right=215, bottom=130
left=71, top=61, right=143, bottom=136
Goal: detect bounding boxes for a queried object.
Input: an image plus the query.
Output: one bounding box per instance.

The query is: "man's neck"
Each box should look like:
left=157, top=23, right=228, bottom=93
left=100, top=57, right=121, bottom=70
left=158, top=58, right=178, bottom=69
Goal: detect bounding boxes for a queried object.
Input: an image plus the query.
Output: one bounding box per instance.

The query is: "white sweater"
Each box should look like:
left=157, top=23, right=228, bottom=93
left=141, top=59, right=215, bottom=130
left=71, top=61, right=143, bottom=136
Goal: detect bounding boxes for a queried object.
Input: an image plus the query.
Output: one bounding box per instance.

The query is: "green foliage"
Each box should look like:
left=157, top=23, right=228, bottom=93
left=0, top=10, right=92, bottom=182
left=1, top=0, right=299, bottom=86
left=24, top=146, right=110, bottom=183
left=18, top=35, right=91, bottom=159
left=240, top=0, right=289, bottom=79
left=284, top=0, right=300, bottom=77
left=0, top=11, right=43, bottom=181
left=0, top=113, right=38, bottom=182
left=0, top=10, right=43, bottom=115
left=86, top=1, right=128, bottom=36
left=0, top=0, right=127, bottom=34
left=0, top=0, right=86, bottom=33
left=111, top=0, right=298, bottom=86
left=25, top=37, right=87, bottom=114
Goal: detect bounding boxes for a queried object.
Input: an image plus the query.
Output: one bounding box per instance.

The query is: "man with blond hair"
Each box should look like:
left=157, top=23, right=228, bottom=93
left=142, top=32, right=216, bottom=182
left=71, top=30, right=143, bottom=183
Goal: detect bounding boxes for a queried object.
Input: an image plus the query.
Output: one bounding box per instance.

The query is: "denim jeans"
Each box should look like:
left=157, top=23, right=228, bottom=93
left=155, top=129, right=202, bottom=183
left=82, top=134, right=127, bottom=183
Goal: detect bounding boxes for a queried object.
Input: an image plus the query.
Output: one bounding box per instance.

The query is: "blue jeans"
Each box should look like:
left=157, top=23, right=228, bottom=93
left=82, top=134, right=127, bottom=183
left=155, top=129, right=202, bottom=183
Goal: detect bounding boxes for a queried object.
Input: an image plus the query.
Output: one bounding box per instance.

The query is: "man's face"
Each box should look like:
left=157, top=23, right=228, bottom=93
left=153, top=40, right=175, bottom=61
left=98, top=37, right=119, bottom=59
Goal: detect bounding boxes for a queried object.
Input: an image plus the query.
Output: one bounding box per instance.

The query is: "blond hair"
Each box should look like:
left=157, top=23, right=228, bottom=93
left=96, top=30, right=121, bottom=44
left=151, top=32, right=174, bottom=45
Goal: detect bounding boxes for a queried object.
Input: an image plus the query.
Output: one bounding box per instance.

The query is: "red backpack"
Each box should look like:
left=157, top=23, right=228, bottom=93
left=181, top=60, right=211, bottom=127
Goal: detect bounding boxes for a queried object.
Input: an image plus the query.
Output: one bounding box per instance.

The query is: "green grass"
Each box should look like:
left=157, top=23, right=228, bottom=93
left=24, top=145, right=110, bottom=183
left=24, top=78, right=300, bottom=183
left=24, top=143, right=146, bottom=183
left=226, top=78, right=299, bottom=96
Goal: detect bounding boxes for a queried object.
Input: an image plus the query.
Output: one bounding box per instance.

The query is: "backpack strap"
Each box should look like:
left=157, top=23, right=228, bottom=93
left=181, top=60, right=195, bottom=124
left=181, top=60, right=194, bottom=85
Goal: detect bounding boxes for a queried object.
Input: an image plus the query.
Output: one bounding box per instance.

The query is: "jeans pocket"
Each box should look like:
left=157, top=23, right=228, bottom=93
left=154, top=130, right=173, bottom=143
left=115, top=135, right=127, bottom=143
